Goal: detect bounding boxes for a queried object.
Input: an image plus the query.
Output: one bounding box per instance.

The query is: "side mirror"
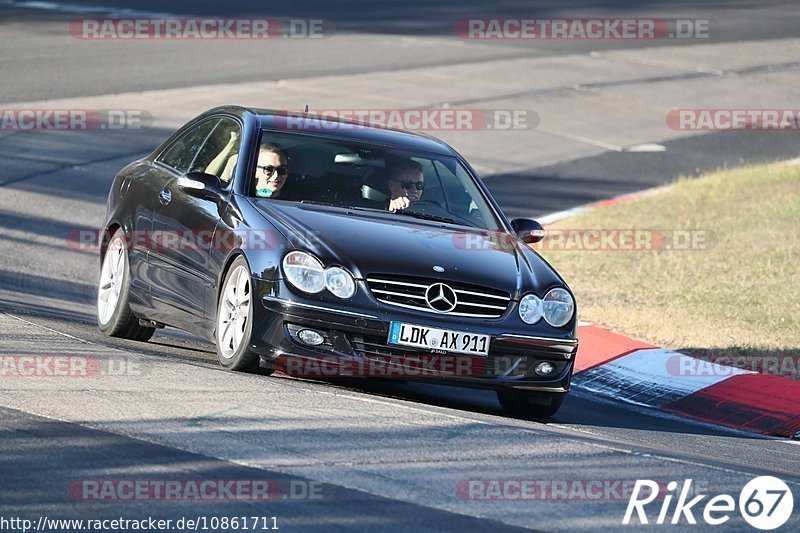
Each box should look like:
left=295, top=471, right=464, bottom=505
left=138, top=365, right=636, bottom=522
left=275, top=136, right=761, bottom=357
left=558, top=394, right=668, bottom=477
left=510, top=218, right=545, bottom=244
left=178, top=172, right=223, bottom=201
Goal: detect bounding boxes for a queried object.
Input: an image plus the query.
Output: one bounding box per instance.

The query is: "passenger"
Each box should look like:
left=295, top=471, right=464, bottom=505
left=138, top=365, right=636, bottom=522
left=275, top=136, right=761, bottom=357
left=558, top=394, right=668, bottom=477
left=253, top=144, right=289, bottom=198
left=205, top=137, right=289, bottom=198
left=387, top=159, right=425, bottom=212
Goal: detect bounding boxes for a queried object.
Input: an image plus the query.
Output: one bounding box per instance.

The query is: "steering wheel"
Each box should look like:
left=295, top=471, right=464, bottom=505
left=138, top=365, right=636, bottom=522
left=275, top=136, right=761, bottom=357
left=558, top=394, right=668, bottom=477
left=407, top=199, right=477, bottom=226
left=407, top=199, right=445, bottom=211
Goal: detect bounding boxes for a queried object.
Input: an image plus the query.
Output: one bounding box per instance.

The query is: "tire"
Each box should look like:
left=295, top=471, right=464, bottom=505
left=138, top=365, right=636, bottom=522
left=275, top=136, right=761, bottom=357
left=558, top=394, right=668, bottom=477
left=496, top=390, right=565, bottom=419
left=215, top=256, right=272, bottom=374
left=97, top=228, right=155, bottom=341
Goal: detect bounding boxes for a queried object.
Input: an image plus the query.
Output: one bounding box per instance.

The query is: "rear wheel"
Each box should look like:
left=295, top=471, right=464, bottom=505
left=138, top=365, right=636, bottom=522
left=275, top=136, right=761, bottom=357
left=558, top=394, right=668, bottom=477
left=216, top=256, right=272, bottom=374
left=496, top=390, right=564, bottom=419
left=97, top=228, right=155, bottom=341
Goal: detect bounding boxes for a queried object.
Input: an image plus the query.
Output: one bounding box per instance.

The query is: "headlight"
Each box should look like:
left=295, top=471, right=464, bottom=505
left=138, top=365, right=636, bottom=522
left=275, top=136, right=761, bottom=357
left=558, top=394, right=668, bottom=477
left=542, top=288, right=574, bottom=327
left=518, top=294, right=543, bottom=324
left=283, top=251, right=325, bottom=293
left=325, top=267, right=356, bottom=299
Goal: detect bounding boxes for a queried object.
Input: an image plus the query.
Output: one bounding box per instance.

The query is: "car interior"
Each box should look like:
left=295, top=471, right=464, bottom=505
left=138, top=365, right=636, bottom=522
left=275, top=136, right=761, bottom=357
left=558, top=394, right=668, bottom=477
left=252, top=132, right=496, bottom=229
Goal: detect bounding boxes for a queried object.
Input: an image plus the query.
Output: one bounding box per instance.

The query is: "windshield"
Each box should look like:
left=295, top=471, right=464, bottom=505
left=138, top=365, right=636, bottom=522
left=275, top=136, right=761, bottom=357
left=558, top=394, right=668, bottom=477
left=246, top=130, right=503, bottom=230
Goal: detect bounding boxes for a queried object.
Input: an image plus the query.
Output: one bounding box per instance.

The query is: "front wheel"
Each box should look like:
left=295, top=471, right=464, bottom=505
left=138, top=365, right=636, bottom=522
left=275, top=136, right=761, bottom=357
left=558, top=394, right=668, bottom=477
left=97, top=228, right=155, bottom=341
left=216, top=256, right=271, bottom=374
left=496, top=390, right=564, bottom=419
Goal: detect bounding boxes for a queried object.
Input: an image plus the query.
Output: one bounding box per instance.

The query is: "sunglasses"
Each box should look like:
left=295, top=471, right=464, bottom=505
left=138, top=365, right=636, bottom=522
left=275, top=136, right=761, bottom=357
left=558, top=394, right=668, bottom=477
left=257, top=165, right=288, bottom=177
left=396, top=180, right=425, bottom=191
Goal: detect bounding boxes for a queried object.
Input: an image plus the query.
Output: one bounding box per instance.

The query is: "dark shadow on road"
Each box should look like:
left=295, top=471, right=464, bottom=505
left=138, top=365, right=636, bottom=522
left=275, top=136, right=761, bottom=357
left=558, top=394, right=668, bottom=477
left=0, top=209, right=96, bottom=241
left=0, top=405, right=537, bottom=532
left=0, top=297, right=95, bottom=323
left=0, top=128, right=168, bottom=202
left=0, top=269, right=94, bottom=305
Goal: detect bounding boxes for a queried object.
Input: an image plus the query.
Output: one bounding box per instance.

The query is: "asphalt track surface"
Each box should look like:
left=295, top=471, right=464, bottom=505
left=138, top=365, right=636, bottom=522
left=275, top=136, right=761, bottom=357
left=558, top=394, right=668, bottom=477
left=1, top=0, right=799, bottom=101
left=1, top=1, right=800, bottom=531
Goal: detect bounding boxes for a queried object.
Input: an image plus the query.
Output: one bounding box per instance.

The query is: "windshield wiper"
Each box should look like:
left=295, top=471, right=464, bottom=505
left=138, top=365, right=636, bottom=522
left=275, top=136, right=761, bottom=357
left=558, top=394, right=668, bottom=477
left=299, top=200, right=342, bottom=207
left=299, top=200, right=385, bottom=214
left=300, top=200, right=471, bottom=226
left=393, top=210, right=464, bottom=226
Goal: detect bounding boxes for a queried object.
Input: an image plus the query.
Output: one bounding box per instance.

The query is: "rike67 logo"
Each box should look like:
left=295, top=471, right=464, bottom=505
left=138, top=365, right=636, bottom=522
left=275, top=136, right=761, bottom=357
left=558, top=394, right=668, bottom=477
left=624, top=476, right=794, bottom=530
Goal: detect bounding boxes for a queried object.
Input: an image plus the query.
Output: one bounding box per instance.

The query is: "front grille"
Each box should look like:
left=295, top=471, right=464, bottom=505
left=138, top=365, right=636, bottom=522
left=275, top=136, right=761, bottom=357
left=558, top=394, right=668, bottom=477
left=365, top=274, right=511, bottom=318
left=349, top=333, right=428, bottom=357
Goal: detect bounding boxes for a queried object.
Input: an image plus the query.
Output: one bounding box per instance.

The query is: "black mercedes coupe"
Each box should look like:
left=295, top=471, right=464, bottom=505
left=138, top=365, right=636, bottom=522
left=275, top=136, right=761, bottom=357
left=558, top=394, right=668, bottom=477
left=98, top=106, right=578, bottom=417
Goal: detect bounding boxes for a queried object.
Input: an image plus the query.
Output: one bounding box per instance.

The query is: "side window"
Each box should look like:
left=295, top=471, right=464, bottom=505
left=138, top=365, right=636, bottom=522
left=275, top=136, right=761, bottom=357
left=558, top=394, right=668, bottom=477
left=191, top=118, right=241, bottom=185
left=156, top=119, right=219, bottom=174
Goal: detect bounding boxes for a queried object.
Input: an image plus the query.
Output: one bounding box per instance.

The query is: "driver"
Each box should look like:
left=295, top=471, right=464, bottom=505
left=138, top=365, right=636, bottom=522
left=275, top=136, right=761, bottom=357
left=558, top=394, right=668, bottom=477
left=387, top=159, right=425, bottom=212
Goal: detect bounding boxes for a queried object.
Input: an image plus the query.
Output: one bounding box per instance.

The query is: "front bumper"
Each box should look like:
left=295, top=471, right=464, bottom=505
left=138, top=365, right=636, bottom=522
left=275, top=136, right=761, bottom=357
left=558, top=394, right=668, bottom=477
left=251, top=280, right=577, bottom=393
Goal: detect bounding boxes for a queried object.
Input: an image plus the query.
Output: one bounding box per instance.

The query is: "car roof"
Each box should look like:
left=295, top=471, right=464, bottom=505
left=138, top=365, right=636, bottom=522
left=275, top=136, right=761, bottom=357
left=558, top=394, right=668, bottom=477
left=204, top=105, right=459, bottom=157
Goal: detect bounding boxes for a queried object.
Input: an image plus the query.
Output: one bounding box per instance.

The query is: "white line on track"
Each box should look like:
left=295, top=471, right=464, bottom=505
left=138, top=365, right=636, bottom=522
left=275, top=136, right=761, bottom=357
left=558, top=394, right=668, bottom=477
left=537, top=127, right=625, bottom=152
left=0, top=0, right=178, bottom=17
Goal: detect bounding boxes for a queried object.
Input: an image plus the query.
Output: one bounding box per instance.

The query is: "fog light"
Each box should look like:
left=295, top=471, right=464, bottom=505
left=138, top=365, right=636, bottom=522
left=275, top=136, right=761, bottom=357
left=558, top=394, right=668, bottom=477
left=297, top=329, right=325, bottom=346
left=534, top=361, right=556, bottom=377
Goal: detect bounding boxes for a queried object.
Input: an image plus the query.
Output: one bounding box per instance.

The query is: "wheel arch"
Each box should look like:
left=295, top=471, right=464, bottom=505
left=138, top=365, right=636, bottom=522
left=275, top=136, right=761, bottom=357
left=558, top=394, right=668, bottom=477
left=216, top=249, right=249, bottom=309
left=99, top=222, right=123, bottom=264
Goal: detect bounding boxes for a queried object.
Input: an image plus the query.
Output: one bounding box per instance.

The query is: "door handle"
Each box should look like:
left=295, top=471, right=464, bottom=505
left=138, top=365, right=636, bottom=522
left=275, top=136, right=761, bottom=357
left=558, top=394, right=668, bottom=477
left=158, top=188, right=172, bottom=205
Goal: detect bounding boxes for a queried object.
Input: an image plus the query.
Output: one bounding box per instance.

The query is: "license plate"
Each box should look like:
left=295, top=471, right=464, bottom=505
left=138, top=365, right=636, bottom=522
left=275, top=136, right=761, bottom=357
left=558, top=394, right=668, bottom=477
left=388, top=322, right=490, bottom=356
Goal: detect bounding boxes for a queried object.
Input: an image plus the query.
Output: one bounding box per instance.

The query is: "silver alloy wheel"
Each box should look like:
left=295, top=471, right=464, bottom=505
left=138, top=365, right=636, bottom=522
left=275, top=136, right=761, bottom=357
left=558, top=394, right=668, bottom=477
left=217, top=265, right=251, bottom=359
left=97, top=235, right=125, bottom=325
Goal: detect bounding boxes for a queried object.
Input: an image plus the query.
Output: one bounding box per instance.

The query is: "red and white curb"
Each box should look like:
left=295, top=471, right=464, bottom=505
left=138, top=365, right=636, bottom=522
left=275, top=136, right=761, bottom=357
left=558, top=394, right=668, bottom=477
left=537, top=177, right=799, bottom=439
left=571, top=325, right=800, bottom=439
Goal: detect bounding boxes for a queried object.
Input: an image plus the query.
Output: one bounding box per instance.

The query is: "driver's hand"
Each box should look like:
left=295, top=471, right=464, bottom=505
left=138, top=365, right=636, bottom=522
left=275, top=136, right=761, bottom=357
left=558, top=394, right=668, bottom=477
left=389, top=197, right=410, bottom=212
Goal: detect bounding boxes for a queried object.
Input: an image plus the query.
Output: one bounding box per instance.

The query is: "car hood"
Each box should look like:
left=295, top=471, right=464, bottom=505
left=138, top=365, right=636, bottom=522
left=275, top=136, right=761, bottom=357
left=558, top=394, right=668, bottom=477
left=254, top=201, right=564, bottom=298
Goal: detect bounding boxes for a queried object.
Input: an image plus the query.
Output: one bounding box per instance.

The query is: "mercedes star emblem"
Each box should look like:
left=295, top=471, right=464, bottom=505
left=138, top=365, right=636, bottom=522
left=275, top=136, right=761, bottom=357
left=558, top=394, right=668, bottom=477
left=425, top=283, right=457, bottom=312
